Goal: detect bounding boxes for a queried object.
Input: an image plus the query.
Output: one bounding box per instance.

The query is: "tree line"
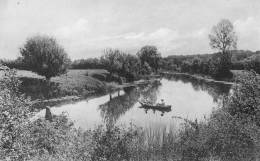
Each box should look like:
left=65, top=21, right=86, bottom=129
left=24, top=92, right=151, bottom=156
left=72, top=46, right=162, bottom=81
left=0, top=35, right=161, bottom=82
left=161, top=50, right=260, bottom=79
left=161, top=19, right=260, bottom=79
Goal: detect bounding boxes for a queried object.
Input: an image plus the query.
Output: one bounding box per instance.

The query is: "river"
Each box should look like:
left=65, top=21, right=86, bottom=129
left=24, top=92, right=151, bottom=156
left=35, top=74, right=232, bottom=130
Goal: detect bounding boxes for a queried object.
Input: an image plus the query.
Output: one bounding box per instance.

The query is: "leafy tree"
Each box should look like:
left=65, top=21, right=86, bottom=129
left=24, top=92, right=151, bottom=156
left=140, top=62, right=152, bottom=75
left=100, top=49, right=144, bottom=81
left=100, top=48, right=122, bottom=75
left=20, top=35, right=71, bottom=80
left=209, top=19, right=237, bottom=53
left=137, top=45, right=161, bottom=72
left=209, top=19, right=238, bottom=77
left=118, top=54, right=141, bottom=81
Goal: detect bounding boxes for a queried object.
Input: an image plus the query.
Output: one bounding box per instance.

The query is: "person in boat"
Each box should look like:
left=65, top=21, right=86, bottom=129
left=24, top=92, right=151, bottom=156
left=143, top=99, right=152, bottom=105
left=158, top=99, right=165, bottom=106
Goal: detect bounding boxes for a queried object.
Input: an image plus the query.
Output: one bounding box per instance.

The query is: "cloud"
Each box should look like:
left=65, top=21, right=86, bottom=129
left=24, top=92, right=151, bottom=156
left=123, top=32, right=145, bottom=39
left=55, top=18, right=90, bottom=39
left=94, top=27, right=208, bottom=55
left=148, top=28, right=178, bottom=40
left=1, top=0, right=259, bottom=59
left=234, top=17, right=260, bottom=50
left=234, top=17, right=260, bottom=36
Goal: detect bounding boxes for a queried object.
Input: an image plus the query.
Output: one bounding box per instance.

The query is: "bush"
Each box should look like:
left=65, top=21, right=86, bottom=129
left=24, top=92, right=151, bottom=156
left=20, top=35, right=71, bottom=80
left=0, top=68, right=32, bottom=160
left=226, top=70, right=260, bottom=125
left=90, top=125, right=138, bottom=161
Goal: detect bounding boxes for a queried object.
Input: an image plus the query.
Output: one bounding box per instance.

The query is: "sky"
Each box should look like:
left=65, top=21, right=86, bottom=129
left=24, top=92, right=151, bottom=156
left=0, top=0, right=260, bottom=60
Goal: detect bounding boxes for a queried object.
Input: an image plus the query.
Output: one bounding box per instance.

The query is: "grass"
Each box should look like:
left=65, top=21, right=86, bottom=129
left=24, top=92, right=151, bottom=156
left=6, top=69, right=110, bottom=100
left=51, top=69, right=107, bottom=95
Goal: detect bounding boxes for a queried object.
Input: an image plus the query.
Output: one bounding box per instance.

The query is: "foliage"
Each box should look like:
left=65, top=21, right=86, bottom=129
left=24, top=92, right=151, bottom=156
left=100, top=48, right=143, bottom=81
left=140, top=61, right=152, bottom=75
left=20, top=35, right=71, bottom=80
left=0, top=57, right=27, bottom=70
left=225, top=70, right=260, bottom=125
left=161, top=50, right=260, bottom=79
left=117, top=53, right=142, bottom=81
left=208, top=19, right=237, bottom=78
left=0, top=68, right=32, bottom=160
left=91, top=125, right=138, bottom=161
left=71, top=58, right=102, bottom=69
left=0, top=68, right=92, bottom=160
left=176, top=110, right=259, bottom=161
left=137, top=45, right=161, bottom=72
left=209, top=19, right=237, bottom=53
left=71, top=46, right=162, bottom=81
left=100, top=48, right=122, bottom=75
left=239, top=54, right=260, bottom=73
left=174, top=70, right=260, bottom=161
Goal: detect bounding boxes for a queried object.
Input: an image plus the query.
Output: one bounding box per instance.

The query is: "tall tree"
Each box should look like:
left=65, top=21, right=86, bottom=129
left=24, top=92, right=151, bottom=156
left=209, top=19, right=237, bottom=77
left=20, top=35, right=71, bottom=80
left=209, top=19, right=237, bottom=53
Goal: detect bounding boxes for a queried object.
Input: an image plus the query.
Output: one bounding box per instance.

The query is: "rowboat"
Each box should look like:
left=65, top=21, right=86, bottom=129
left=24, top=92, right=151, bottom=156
left=138, top=101, right=171, bottom=111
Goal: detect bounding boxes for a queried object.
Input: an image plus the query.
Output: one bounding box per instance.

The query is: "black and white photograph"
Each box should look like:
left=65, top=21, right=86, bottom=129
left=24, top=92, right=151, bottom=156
left=0, top=0, right=260, bottom=160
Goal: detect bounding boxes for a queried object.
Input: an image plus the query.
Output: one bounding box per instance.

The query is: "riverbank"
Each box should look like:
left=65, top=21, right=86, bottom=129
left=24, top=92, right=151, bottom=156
left=15, top=68, right=236, bottom=109
left=30, top=79, right=160, bottom=110
left=13, top=69, right=160, bottom=109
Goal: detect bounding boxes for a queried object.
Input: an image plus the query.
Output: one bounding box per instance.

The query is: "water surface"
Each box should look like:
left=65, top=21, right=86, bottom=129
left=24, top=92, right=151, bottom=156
left=36, top=74, right=232, bottom=130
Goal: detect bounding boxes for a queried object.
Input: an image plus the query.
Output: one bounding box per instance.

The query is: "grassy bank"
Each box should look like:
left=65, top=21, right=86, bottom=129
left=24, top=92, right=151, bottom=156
left=3, top=69, right=110, bottom=104
left=7, top=69, right=155, bottom=108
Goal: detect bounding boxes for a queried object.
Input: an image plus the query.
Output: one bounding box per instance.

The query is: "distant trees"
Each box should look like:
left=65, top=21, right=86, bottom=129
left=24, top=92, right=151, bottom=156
left=160, top=19, right=240, bottom=79
left=117, top=53, right=142, bottom=81
left=20, top=35, right=71, bottom=80
left=99, top=48, right=141, bottom=81
left=0, top=57, right=27, bottom=70
left=71, top=46, right=162, bottom=82
left=209, top=19, right=238, bottom=77
left=137, top=45, right=161, bottom=72
left=161, top=50, right=260, bottom=79
left=71, top=58, right=102, bottom=69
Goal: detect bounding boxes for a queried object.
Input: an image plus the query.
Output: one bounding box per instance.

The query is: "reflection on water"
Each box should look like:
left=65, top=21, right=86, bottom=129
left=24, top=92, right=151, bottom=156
left=163, top=73, right=232, bottom=103
left=36, top=74, right=232, bottom=130
left=99, top=86, right=140, bottom=127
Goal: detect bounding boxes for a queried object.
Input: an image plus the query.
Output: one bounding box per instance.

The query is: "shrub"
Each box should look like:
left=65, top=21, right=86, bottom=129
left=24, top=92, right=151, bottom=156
left=20, top=35, right=71, bottom=80
left=91, top=125, right=138, bottom=161
left=226, top=70, right=260, bottom=125
left=0, top=68, right=32, bottom=160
